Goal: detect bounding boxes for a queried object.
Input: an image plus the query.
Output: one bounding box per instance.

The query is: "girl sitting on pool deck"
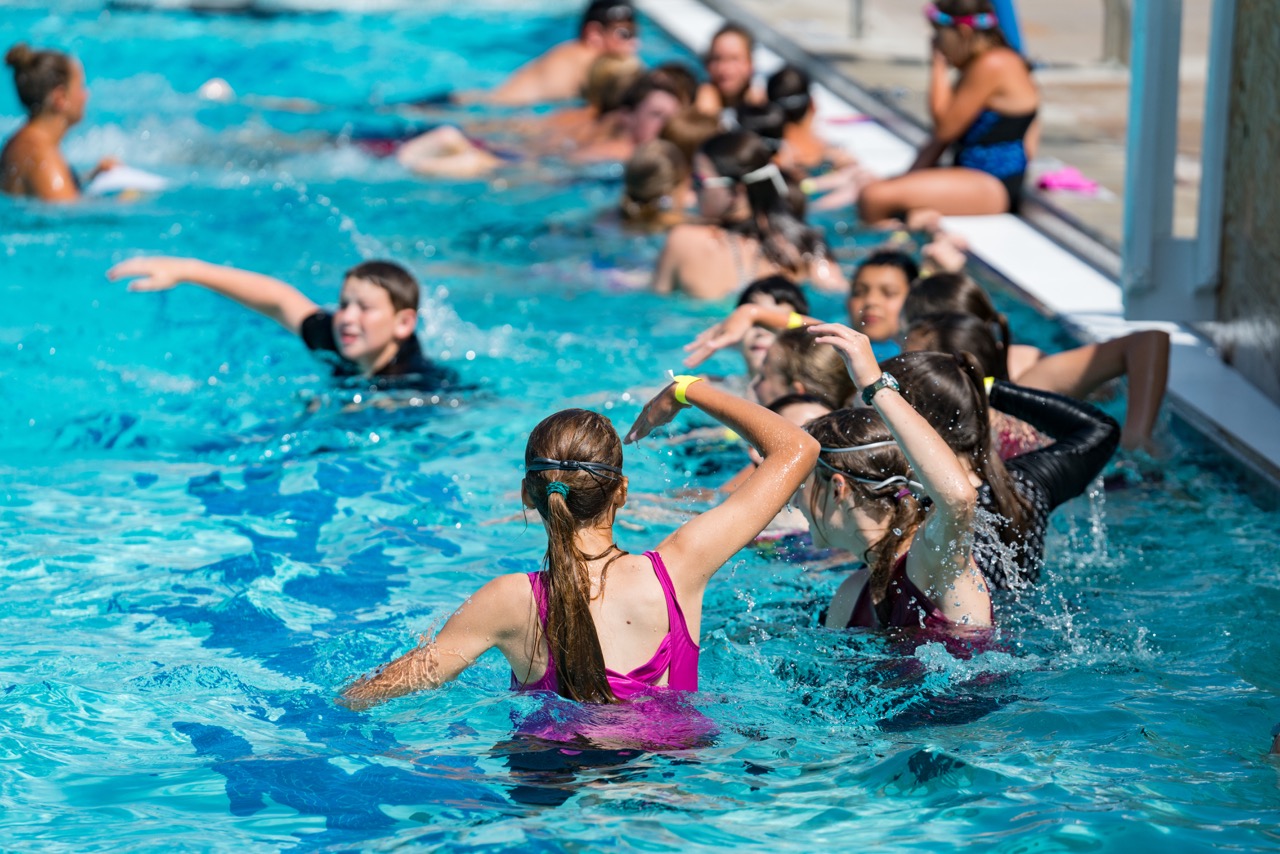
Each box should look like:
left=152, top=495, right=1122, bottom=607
left=108, top=256, right=457, bottom=392
left=2, top=44, right=118, bottom=201
left=341, top=382, right=818, bottom=706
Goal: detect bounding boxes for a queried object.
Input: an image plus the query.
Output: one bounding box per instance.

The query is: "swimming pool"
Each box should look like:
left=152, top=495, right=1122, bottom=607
left=3, top=2, right=1279, bottom=850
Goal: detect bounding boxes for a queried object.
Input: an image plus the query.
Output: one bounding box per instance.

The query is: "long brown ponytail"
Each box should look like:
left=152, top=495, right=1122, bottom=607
left=524, top=409, right=628, bottom=704
left=804, top=408, right=926, bottom=625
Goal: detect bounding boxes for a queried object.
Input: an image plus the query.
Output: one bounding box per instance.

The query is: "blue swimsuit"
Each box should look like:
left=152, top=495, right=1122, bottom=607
left=953, top=109, right=1037, bottom=212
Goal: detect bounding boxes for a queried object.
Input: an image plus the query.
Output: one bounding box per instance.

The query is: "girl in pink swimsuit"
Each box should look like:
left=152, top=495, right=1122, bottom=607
left=342, top=379, right=818, bottom=714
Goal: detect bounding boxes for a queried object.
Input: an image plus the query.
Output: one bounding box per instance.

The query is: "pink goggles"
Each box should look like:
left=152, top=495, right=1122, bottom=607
left=924, top=3, right=999, bottom=30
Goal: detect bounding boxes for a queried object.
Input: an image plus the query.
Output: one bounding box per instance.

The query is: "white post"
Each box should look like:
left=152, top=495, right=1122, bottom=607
left=1194, top=0, right=1236, bottom=292
left=1121, top=0, right=1218, bottom=322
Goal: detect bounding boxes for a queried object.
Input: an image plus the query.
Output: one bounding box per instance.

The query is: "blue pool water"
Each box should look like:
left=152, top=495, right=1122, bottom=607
left=3, top=2, right=1279, bottom=850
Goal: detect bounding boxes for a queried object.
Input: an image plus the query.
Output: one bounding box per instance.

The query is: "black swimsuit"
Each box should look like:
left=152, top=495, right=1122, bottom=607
left=299, top=310, right=459, bottom=392
left=978, top=381, right=1120, bottom=590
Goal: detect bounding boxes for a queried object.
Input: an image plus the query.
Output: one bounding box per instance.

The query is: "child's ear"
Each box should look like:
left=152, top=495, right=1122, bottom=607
left=830, top=473, right=850, bottom=501
left=521, top=482, right=534, bottom=509
left=393, top=308, right=418, bottom=341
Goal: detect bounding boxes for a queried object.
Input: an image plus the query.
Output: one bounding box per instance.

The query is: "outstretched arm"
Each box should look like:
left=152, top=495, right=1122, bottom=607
left=625, top=379, right=819, bottom=591
left=107, top=256, right=319, bottom=335
left=683, top=302, right=823, bottom=367
left=1014, top=330, right=1170, bottom=452
left=341, top=573, right=532, bottom=709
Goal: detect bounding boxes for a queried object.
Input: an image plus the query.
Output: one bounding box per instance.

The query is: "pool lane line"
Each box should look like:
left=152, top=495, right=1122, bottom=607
left=635, top=0, right=1280, bottom=490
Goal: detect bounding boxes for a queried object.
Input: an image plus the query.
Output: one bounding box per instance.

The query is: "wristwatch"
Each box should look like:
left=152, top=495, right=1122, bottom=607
left=861, top=372, right=900, bottom=406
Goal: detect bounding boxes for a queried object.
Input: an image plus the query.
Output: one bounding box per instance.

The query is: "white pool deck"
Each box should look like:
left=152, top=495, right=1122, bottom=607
left=637, top=0, right=1280, bottom=487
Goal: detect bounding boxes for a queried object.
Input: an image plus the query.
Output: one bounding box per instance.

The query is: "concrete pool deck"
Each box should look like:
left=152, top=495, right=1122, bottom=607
left=636, top=0, right=1280, bottom=489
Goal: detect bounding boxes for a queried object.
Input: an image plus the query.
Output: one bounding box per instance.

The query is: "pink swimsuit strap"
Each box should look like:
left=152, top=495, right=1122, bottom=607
left=513, top=551, right=700, bottom=698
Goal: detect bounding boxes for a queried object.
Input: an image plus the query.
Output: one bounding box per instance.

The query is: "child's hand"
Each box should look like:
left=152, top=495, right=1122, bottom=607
left=683, top=304, right=762, bottom=368
left=625, top=382, right=686, bottom=443
left=107, top=256, right=188, bottom=292
left=807, top=323, right=881, bottom=389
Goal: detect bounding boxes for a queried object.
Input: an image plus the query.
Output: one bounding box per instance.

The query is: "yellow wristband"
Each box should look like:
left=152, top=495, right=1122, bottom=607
left=984, top=376, right=995, bottom=394
left=671, top=375, right=703, bottom=405
left=787, top=311, right=805, bottom=329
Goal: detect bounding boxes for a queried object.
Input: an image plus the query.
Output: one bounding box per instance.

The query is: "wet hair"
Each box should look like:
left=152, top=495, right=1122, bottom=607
left=764, top=327, right=854, bottom=409
left=907, top=311, right=1007, bottom=380
left=736, top=274, right=809, bottom=315
left=344, top=260, right=419, bottom=314
left=768, top=392, right=831, bottom=420
left=659, top=107, right=720, bottom=165
left=878, top=351, right=1032, bottom=549
left=620, top=73, right=682, bottom=114
left=650, top=62, right=699, bottom=108
left=6, top=43, right=74, bottom=116
left=523, top=409, right=628, bottom=704
left=804, top=408, right=925, bottom=622
left=853, top=250, right=920, bottom=291
left=900, top=272, right=1012, bottom=359
left=581, top=0, right=635, bottom=34
left=700, top=130, right=828, bottom=274
left=621, top=140, right=688, bottom=230
left=581, top=54, right=644, bottom=113
left=707, top=22, right=755, bottom=58
left=733, top=102, right=786, bottom=149
left=766, top=65, right=812, bottom=125
left=705, top=23, right=755, bottom=106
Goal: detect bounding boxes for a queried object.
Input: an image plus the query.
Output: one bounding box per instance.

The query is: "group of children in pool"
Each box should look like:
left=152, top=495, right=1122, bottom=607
left=5, top=2, right=1173, bottom=721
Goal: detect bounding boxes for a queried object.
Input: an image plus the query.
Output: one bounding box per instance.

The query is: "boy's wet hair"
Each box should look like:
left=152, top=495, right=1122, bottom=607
left=345, top=260, right=419, bottom=313
left=853, top=249, right=919, bottom=289
left=736, top=274, right=810, bottom=314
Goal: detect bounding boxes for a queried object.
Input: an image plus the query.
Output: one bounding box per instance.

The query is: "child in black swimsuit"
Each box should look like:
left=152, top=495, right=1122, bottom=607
left=107, top=256, right=457, bottom=392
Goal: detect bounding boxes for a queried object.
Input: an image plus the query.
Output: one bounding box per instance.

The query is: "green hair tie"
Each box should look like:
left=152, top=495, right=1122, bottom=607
left=546, top=481, right=569, bottom=498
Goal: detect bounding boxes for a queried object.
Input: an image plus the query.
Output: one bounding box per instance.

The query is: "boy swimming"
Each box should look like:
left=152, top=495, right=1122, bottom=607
left=107, top=256, right=457, bottom=391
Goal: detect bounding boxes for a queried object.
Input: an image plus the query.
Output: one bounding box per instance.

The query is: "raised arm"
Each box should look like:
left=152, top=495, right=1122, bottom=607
left=810, top=323, right=985, bottom=620
left=340, top=573, right=533, bottom=709
left=625, top=379, right=819, bottom=590
left=107, top=256, right=319, bottom=334
left=683, top=301, right=823, bottom=367
left=989, top=380, right=1120, bottom=511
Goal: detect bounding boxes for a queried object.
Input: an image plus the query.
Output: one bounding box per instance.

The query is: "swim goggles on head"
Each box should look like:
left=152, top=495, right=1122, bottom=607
left=815, top=440, right=923, bottom=493
left=924, top=3, right=999, bottom=30
left=692, top=172, right=735, bottom=191
left=527, top=457, right=623, bottom=480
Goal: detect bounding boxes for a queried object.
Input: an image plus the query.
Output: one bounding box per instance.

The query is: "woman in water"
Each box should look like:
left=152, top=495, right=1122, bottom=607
left=795, top=323, right=990, bottom=630
left=2, top=43, right=116, bottom=201
left=694, top=23, right=763, bottom=123
left=856, top=0, right=1039, bottom=222
left=652, top=130, right=841, bottom=299
left=342, top=381, right=818, bottom=706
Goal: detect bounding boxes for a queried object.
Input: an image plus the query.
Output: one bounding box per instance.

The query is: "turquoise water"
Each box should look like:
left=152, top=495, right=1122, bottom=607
left=3, top=2, right=1280, bottom=850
